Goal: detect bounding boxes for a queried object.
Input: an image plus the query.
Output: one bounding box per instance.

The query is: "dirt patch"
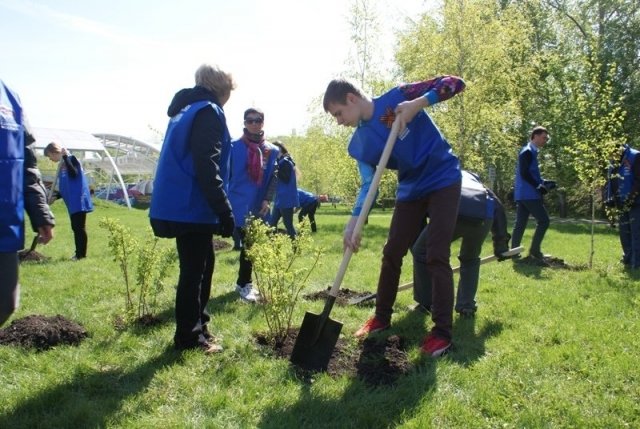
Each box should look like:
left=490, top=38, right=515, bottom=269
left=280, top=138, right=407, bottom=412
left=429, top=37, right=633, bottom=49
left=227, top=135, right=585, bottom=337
left=256, top=329, right=411, bottom=386
left=0, top=315, right=88, bottom=351
left=303, top=287, right=375, bottom=307
left=18, top=250, right=49, bottom=263
left=113, top=314, right=163, bottom=331
left=515, top=255, right=586, bottom=270
left=213, top=239, right=231, bottom=251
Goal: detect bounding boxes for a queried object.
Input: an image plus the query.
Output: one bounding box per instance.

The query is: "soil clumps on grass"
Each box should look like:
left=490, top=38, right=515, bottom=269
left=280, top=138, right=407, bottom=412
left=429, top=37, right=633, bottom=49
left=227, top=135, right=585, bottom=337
left=0, top=314, right=88, bottom=351
left=303, top=287, right=375, bottom=306
left=256, top=329, right=411, bottom=386
left=515, top=255, right=586, bottom=269
left=213, top=239, right=231, bottom=251
left=18, top=250, right=48, bottom=263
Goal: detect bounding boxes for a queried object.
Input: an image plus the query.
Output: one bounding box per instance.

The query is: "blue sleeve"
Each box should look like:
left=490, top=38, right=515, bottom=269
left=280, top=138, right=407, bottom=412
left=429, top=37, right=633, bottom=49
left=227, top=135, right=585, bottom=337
left=352, top=161, right=375, bottom=216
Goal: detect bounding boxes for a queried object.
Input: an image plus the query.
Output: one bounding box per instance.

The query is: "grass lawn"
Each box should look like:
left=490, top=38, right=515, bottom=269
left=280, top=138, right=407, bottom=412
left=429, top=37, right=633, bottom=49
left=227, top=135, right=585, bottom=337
left=1, top=199, right=639, bottom=428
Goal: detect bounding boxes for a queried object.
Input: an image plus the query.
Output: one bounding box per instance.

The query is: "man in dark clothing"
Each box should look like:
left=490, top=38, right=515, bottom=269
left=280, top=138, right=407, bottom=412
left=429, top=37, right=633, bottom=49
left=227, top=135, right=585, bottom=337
left=605, top=144, right=640, bottom=268
left=297, top=188, right=320, bottom=233
left=511, top=126, right=555, bottom=260
left=412, top=171, right=511, bottom=318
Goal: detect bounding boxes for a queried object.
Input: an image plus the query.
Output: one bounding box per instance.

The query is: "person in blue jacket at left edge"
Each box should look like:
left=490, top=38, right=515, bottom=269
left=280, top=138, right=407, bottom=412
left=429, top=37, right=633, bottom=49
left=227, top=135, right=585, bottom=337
left=150, top=63, right=236, bottom=355
left=1, top=79, right=55, bottom=326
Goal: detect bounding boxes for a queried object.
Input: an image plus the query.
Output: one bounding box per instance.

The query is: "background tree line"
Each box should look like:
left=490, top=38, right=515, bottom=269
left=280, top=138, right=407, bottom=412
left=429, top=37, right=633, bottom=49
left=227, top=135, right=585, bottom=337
left=275, top=0, right=639, bottom=218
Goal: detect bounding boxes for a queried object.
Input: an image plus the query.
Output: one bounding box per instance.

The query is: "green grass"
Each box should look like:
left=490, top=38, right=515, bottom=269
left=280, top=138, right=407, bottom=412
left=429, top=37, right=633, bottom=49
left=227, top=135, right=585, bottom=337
left=1, top=200, right=639, bottom=428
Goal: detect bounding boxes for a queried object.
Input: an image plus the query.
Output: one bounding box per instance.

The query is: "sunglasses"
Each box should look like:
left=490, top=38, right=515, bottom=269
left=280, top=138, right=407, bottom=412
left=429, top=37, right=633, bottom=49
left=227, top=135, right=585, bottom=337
left=245, top=118, right=263, bottom=125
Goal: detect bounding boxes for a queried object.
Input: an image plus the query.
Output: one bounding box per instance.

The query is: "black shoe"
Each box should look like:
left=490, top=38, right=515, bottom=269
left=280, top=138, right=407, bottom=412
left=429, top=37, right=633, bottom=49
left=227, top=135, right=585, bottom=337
left=530, top=251, right=552, bottom=259
left=524, top=254, right=551, bottom=267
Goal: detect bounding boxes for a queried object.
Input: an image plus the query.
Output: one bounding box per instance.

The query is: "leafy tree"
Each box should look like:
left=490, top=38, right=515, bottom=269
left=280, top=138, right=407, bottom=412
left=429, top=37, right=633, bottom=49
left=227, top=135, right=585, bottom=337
left=565, top=67, right=625, bottom=266
left=543, top=0, right=629, bottom=264
left=395, top=0, right=536, bottom=195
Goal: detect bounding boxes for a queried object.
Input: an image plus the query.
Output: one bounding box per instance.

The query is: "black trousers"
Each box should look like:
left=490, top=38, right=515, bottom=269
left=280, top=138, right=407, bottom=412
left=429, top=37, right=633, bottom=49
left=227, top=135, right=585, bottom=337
left=236, top=227, right=252, bottom=286
left=174, top=232, right=214, bottom=349
left=298, top=200, right=319, bottom=232
left=70, top=211, right=88, bottom=258
left=0, top=252, right=19, bottom=327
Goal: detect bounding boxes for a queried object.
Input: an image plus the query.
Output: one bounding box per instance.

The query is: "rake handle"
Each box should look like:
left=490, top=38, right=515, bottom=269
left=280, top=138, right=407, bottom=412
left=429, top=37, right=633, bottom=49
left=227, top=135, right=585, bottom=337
left=351, top=246, right=525, bottom=304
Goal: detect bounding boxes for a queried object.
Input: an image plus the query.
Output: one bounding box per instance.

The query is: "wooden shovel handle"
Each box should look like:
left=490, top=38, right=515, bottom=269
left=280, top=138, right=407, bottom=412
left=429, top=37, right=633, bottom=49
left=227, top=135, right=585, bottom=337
left=328, top=119, right=401, bottom=298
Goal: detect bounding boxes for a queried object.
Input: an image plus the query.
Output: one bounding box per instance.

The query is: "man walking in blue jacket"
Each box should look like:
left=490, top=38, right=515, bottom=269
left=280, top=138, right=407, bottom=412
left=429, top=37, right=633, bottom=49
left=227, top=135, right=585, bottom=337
left=511, top=126, right=555, bottom=261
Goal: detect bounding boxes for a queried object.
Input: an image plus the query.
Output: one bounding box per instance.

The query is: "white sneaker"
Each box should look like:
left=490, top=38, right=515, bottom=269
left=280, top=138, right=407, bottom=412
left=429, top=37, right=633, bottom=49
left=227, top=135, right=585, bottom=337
left=235, top=283, right=259, bottom=303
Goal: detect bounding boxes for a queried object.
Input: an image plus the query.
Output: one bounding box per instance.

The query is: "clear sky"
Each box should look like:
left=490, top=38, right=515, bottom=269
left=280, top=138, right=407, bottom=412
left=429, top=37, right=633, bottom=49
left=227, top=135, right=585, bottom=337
left=1, top=0, right=433, bottom=143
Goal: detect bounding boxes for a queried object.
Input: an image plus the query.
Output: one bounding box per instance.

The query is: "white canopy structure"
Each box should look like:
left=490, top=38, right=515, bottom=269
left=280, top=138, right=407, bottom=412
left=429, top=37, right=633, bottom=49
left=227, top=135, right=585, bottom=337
left=32, top=128, right=160, bottom=209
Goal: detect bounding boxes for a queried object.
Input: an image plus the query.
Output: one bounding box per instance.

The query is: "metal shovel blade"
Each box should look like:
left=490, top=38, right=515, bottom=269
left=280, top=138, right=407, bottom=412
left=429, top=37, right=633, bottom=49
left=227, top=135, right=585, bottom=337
left=290, top=299, right=343, bottom=372
left=290, top=119, right=401, bottom=372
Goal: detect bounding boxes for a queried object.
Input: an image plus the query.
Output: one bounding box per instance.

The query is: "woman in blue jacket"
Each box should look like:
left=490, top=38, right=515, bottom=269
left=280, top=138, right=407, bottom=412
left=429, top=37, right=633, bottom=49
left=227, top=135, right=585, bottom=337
left=228, top=108, right=279, bottom=303
left=45, top=142, right=93, bottom=260
left=150, top=64, right=236, bottom=354
left=269, top=141, right=299, bottom=238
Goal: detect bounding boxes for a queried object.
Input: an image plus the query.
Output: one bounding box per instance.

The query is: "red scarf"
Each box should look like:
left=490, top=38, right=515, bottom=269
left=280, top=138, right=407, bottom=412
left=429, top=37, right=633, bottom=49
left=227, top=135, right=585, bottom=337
left=243, top=130, right=266, bottom=185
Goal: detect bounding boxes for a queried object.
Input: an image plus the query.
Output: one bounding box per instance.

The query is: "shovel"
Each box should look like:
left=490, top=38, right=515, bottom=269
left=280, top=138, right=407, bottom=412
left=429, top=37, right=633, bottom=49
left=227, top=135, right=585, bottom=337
left=290, top=119, right=401, bottom=371
left=28, top=234, right=40, bottom=254
left=348, top=246, right=525, bottom=305
left=47, top=162, right=61, bottom=204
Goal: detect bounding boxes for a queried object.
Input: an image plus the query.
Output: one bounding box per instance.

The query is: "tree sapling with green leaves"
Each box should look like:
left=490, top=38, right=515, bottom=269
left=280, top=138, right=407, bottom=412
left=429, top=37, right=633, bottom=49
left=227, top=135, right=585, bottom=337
left=99, top=217, right=177, bottom=324
left=244, top=217, right=322, bottom=344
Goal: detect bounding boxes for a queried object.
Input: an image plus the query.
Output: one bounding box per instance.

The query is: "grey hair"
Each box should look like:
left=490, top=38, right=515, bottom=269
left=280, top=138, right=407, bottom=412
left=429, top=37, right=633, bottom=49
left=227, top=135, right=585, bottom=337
left=194, top=64, right=236, bottom=99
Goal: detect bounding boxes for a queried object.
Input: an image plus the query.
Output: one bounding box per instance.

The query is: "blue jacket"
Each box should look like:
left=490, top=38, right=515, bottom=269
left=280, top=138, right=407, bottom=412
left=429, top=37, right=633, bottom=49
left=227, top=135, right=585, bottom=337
left=58, top=154, right=93, bottom=215
left=228, top=139, right=279, bottom=227
left=607, top=145, right=640, bottom=207
left=348, top=87, right=460, bottom=215
left=151, top=100, right=231, bottom=224
left=458, top=171, right=495, bottom=220
left=618, top=145, right=639, bottom=203
left=274, top=155, right=299, bottom=209
left=0, top=80, right=25, bottom=252
left=297, top=188, right=318, bottom=208
left=514, top=142, right=543, bottom=201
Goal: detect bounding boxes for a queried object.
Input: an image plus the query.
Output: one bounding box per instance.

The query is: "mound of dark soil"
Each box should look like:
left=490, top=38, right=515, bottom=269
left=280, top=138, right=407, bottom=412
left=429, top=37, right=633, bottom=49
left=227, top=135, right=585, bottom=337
left=18, top=250, right=48, bottom=262
left=256, top=329, right=411, bottom=386
left=213, top=239, right=231, bottom=251
left=516, top=255, right=585, bottom=269
left=0, top=315, right=88, bottom=351
left=303, top=288, right=375, bottom=306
